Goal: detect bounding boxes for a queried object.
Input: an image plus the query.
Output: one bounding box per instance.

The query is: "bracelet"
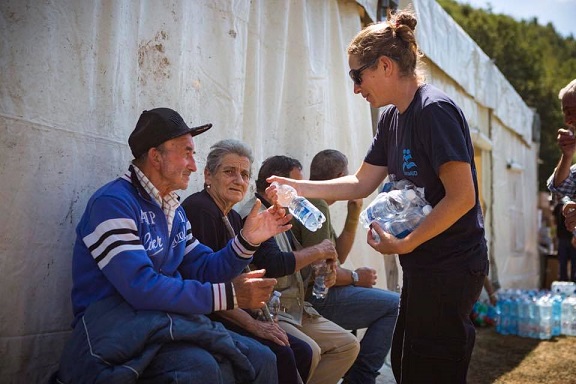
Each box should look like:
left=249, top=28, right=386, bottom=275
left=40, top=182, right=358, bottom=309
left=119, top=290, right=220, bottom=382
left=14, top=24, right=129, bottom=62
left=238, top=229, right=260, bottom=249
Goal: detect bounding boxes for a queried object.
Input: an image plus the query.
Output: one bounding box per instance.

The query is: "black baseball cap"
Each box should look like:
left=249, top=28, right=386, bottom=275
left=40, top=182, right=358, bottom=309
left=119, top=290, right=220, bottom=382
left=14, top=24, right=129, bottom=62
left=128, top=108, right=212, bottom=158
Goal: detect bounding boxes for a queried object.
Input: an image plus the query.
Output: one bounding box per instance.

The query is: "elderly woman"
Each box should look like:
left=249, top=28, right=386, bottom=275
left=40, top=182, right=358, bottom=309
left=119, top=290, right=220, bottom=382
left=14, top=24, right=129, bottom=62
left=181, top=139, right=312, bottom=384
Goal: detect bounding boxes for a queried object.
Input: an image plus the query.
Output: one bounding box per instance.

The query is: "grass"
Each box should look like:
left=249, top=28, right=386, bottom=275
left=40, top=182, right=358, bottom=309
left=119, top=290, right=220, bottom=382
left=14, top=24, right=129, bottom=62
left=468, top=327, right=576, bottom=383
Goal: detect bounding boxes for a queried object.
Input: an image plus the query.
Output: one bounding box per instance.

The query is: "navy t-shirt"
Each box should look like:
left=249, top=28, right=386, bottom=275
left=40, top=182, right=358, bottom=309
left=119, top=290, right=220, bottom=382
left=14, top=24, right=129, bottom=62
left=365, top=84, right=487, bottom=275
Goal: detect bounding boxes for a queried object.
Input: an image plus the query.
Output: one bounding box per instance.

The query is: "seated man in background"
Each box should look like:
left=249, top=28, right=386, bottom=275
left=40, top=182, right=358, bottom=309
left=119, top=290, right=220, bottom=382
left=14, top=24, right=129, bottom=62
left=237, top=155, right=361, bottom=384
left=291, top=149, right=400, bottom=384
left=57, top=108, right=291, bottom=384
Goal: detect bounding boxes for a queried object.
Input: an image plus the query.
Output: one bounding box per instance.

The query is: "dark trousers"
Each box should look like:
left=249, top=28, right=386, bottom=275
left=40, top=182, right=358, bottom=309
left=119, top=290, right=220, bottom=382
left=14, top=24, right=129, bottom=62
left=557, top=237, right=576, bottom=281
left=216, top=317, right=312, bottom=384
left=391, top=266, right=486, bottom=383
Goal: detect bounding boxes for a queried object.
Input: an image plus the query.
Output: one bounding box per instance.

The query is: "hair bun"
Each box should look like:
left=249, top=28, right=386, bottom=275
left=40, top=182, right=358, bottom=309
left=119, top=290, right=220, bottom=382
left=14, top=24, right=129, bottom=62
left=395, top=13, right=417, bottom=32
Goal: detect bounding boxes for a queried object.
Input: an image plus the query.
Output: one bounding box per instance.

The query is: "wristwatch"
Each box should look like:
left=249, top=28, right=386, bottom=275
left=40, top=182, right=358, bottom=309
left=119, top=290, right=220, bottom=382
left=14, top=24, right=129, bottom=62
left=351, top=270, right=359, bottom=286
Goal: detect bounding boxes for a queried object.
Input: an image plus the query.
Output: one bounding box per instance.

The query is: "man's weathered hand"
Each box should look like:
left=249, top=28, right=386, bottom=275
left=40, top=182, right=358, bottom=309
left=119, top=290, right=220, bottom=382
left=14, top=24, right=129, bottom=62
left=347, top=198, right=363, bottom=217
left=356, top=266, right=377, bottom=287
left=242, top=199, right=293, bottom=244
left=314, top=239, right=337, bottom=263
left=564, top=201, right=576, bottom=233
left=323, top=261, right=337, bottom=288
left=232, top=269, right=277, bottom=309
left=247, top=318, right=290, bottom=347
left=557, top=128, right=576, bottom=157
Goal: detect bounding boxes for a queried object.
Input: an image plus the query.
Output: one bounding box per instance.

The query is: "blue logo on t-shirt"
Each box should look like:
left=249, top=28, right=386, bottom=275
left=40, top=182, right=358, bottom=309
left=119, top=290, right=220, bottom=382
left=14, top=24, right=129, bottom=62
left=402, top=149, right=418, bottom=176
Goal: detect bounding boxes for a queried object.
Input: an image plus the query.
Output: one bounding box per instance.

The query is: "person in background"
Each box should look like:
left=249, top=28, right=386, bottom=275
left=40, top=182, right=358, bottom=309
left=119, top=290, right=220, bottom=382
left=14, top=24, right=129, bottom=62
left=267, top=9, right=488, bottom=384
left=181, top=140, right=313, bottom=384
left=57, top=108, right=292, bottom=383
left=553, top=198, right=576, bottom=282
left=290, top=149, right=399, bottom=384
left=238, top=155, right=361, bottom=384
left=547, top=79, right=576, bottom=235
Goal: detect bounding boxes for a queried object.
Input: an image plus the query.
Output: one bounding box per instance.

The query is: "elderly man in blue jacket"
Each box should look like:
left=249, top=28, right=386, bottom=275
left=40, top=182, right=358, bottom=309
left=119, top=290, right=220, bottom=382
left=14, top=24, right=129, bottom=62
left=57, top=108, right=292, bottom=384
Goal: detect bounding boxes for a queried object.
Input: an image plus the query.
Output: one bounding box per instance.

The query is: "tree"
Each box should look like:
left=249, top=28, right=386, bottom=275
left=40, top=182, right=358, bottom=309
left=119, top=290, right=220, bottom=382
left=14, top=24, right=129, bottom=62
left=438, top=0, right=576, bottom=190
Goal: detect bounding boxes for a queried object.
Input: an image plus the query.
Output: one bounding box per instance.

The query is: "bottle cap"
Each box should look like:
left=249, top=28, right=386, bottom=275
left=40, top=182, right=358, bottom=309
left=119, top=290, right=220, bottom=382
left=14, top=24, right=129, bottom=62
left=272, top=182, right=297, bottom=207
left=404, top=189, right=417, bottom=201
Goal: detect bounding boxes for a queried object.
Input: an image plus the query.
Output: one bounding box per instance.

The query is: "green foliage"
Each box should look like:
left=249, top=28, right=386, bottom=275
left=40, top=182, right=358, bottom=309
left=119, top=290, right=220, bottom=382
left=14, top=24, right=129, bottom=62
left=437, top=0, right=576, bottom=190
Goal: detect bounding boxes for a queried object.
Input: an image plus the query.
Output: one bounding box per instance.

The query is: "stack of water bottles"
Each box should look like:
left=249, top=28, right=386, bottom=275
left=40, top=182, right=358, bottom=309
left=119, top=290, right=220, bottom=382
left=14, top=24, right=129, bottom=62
left=359, top=176, right=432, bottom=238
left=494, top=281, right=576, bottom=339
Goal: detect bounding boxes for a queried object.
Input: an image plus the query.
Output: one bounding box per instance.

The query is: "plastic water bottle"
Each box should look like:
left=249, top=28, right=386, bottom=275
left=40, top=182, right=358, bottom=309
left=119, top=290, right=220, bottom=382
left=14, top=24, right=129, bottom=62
left=509, top=294, right=519, bottom=336
left=268, top=291, right=282, bottom=321
left=517, top=294, right=529, bottom=337
left=312, top=260, right=329, bottom=299
left=552, top=281, right=576, bottom=297
left=382, top=206, right=432, bottom=239
left=486, top=302, right=497, bottom=327
left=561, top=196, right=576, bottom=237
left=561, top=295, right=576, bottom=336
left=359, top=189, right=416, bottom=227
left=272, top=182, right=326, bottom=231
left=496, top=292, right=510, bottom=335
left=359, top=186, right=432, bottom=239
left=551, top=292, right=563, bottom=336
left=536, top=296, right=552, bottom=340
left=561, top=195, right=575, bottom=212
left=561, top=295, right=572, bottom=335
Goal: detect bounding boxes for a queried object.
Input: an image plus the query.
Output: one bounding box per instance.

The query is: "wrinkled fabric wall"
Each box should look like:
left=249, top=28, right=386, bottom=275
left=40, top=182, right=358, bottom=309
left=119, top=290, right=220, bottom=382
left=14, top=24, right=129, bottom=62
left=0, top=0, right=376, bottom=381
left=411, top=0, right=534, bottom=143
left=491, top=117, right=540, bottom=288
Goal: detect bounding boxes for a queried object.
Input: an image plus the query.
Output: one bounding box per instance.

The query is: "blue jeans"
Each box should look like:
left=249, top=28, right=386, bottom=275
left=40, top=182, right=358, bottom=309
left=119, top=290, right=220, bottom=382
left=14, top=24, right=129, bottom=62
left=308, top=285, right=400, bottom=384
left=139, top=331, right=278, bottom=384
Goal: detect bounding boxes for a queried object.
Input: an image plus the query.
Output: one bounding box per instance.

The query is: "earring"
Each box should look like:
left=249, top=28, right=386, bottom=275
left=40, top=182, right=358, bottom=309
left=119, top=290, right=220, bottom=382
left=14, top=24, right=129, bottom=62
left=206, top=185, right=211, bottom=189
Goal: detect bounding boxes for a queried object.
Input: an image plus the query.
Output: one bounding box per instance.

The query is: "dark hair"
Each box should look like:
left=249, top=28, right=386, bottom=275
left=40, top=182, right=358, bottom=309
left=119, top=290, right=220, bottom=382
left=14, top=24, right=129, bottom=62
left=309, top=149, right=348, bottom=181
left=347, top=8, right=424, bottom=81
left=255, top=155, right=302, bottom=193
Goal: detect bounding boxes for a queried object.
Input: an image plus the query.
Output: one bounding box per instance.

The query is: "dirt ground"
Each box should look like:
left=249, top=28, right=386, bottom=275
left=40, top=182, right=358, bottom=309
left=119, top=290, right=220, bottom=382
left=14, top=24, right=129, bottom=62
left=375, top=326, right=576, bottom=384
left=468, top=327, right=576, bottom=384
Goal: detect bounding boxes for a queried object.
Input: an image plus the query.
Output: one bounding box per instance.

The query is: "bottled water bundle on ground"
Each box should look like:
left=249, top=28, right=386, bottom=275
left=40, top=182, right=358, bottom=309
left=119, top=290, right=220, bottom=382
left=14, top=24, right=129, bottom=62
left=359, top=176, right=432, bottom=238
left=493, top=282, right=576, bottom=340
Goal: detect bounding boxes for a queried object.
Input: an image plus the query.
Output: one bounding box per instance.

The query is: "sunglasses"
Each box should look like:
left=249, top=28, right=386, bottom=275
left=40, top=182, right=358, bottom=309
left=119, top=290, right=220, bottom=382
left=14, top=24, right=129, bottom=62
left=348, top=55, right=399, bottom=86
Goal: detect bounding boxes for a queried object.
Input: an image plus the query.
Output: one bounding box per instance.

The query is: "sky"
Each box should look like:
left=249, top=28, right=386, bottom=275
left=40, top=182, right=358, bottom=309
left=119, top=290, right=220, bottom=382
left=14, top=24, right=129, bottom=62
left=453, top=0, right=576, bottom=38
